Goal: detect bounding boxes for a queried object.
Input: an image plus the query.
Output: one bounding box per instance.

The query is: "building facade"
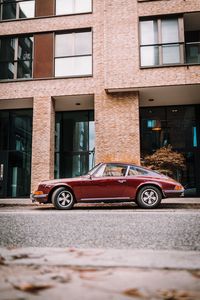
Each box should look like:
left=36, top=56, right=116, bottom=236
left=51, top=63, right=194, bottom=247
left=0, top=0, right=199, bottom=198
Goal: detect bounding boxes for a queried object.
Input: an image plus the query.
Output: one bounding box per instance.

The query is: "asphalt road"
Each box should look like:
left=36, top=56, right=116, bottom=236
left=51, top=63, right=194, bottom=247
left=0, top=201, right=200, bottom=250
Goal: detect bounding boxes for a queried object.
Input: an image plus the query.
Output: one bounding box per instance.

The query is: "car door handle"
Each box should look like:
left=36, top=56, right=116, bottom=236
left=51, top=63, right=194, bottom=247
left=118, top=179, right=126, bottom=183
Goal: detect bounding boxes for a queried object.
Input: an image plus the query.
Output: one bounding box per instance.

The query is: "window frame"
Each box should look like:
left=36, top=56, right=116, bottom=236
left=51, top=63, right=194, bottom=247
left=0, top=35, right=33, bottom=80
left=54, top=28, right=93, bottom=78
left=0, top=0, right=35, bottom=21
left=139, top=15, right=185, bottom=68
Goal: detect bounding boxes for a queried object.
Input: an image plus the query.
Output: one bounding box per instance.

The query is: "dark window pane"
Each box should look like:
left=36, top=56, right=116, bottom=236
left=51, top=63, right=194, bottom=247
left=186, top=43, right=200, bottom=64
left=0, top=109, right=33, bottom=198
left=140, top=105, right=199, bottom=190
left=17, top=60, right=32, bottom=78
left=0, top=111, right=9, bottom=151
left=55, top=110, right=95, bottom=178
left=0, top=62, right=15, bottom=79
left=0, top=38, right=15, bottom=61
left=2, top=2, right=16, bottom=20
left=18, top=36, right=33, bottom=60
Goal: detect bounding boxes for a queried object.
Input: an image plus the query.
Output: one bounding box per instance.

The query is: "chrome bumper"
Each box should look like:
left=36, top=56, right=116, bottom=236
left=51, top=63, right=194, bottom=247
left=163, top=189, right=185, bottom=198
left=30, top=193, right=48, bottom=203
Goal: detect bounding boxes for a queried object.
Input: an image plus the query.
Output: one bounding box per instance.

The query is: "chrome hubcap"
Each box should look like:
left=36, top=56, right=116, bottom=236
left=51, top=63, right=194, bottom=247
left=57, top=191, right=73, bottom=207
left=141, top=189, right=158, bottom=206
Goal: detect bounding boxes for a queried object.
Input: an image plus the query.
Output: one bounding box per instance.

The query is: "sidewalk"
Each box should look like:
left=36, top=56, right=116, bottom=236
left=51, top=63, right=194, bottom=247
left=0, top=247, right=200, bottom=300
left=0, top=197, right=200, bottom=206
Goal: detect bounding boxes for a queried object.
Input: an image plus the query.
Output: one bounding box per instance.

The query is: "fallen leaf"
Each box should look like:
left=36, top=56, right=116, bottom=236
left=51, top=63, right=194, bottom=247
left=190, top=270, right=200, bottom=279
left=158, top=289, right=195, bottom=300
left=0, top=255, right=5, bottom=265
left=12, top=282, right=53, bottom=294
left=123, top=288, right=144, bottom=298
left=12, top=254, right=29, bottom=260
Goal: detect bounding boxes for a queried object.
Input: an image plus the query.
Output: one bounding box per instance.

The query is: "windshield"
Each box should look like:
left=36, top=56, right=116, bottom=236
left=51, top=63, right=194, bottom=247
left=87, top=163, right=102, bottom=176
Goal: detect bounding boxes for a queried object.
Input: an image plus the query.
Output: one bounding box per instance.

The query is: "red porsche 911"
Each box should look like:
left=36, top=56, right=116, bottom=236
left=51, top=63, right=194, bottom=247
left=31, top=162, right=184, bottom=209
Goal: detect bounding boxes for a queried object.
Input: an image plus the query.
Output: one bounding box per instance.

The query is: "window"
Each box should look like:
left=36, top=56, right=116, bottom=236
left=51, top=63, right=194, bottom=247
left=55, top=30, right=92, bottom=77
left=56, top=0, right=92, bottom=15
left=0, top=36, right=33, bottom=80
left=55, top=111, right=95, bottom=178
left=0, top=0, right=35, bottom=20
left=140, top=105, right=199, bottom=189
left=128, top=166, right=148, bottom=176
left=94, top=164, right=128, bottom=177
left=140, top=17, right=183, bottom=67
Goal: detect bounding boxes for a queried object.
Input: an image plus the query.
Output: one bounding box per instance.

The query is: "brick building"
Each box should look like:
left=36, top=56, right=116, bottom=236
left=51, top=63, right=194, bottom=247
left=0, top=0, right=199, bottom=198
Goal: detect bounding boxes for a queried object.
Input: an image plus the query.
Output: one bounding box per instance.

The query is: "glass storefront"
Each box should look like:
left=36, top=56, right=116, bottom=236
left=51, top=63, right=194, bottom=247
left=55, top=110, right=95, bottom=178
left=140, top=105, right=200, bottom=194
left=0, top=109, right=32, bottom=197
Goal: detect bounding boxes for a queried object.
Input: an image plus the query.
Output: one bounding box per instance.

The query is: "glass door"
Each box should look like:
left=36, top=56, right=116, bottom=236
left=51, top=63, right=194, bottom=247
left=0, top=109, right=32, bottom=197
left=55, top=110, right=95, bottom=178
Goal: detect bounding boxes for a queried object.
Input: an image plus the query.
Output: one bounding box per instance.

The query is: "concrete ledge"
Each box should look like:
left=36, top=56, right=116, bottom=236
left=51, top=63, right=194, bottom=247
left=1, top=247, right=200, bottom=270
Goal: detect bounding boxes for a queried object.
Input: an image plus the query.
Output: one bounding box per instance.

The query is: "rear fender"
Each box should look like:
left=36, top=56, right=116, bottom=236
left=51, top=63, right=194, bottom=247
left=135, top=182, right=164, bottom=199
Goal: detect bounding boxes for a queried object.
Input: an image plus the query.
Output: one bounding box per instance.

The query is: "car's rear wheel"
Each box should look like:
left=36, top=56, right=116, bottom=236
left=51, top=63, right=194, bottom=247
left=136, top=185, right=162, bottom=209
left=52, top=187, right=75, bottom=210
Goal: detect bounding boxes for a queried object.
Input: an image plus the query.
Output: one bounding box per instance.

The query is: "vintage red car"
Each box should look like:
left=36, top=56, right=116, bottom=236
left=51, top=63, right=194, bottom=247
left=31, top=162, right=184, bottom=209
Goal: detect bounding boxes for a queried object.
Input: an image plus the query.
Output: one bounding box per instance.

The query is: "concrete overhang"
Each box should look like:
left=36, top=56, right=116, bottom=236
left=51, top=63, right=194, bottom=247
left=106, top=84, right=200, bottom=107
left=0, top=98, right=33, bottom=110
left=53, top=94, right=94, bottom=111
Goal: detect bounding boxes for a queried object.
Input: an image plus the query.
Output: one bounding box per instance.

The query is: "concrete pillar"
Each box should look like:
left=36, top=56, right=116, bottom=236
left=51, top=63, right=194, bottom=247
left=95, top=90, right=140, bottom=165
left=31, top=96, right=55, bottom=192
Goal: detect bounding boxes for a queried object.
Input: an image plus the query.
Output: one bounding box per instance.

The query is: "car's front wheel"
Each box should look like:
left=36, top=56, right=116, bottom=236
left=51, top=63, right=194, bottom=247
left=136, top=185, right=162, bottom=209
left=52, top=187, right=75, bottom=210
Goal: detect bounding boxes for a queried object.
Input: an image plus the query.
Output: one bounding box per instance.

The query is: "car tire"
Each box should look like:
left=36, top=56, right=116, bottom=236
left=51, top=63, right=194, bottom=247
left=136, top=185, right=162, bottom=209
left=52, top=187, right=75, bottom=210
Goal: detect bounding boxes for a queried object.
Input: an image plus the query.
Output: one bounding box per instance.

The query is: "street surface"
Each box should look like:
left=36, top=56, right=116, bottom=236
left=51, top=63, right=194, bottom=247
left=0, top=198, right=200, bottom=299
left=0, top=199, right=200, bottom=250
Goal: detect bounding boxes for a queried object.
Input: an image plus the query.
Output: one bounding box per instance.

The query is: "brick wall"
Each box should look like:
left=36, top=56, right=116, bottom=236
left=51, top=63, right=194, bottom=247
left=0, top=0, right=199, bottom=191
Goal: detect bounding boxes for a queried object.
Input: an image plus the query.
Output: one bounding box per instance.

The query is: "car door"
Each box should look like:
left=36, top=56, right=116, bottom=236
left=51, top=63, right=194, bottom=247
left=79, top=163, right=129, bottom=200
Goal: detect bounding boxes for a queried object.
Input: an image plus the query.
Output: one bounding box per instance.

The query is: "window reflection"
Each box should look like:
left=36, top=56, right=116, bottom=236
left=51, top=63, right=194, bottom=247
left=0, top=110, right=33, bottom=197
left=140, top=105, right=198, bottom=189
left=0, top=0, right=35, bottom=20
left=0, top=35, right=33, bottom=80
left=19, top=1, right=34, bottom=18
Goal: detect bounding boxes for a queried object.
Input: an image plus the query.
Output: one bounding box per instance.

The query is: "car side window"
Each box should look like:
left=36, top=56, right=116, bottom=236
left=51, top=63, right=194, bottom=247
left=128, top=166, right=148, bottom=176
left=103, top=165, right=127, bottom=177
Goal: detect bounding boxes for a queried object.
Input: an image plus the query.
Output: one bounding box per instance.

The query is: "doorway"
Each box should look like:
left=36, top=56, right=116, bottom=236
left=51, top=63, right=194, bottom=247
left=0, top=109, right=32, bottom=197
left=140, top=105, right=200, bottom=195
left=55, top=110, right=95, bottom=178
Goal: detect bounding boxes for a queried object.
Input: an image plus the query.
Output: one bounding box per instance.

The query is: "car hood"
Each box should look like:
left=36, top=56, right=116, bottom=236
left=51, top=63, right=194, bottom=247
left=40, top=176, right=88, bottom=185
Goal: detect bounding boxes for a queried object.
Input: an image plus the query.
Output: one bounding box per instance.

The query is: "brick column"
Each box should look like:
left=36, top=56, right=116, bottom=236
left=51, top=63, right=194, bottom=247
left=31, top=96, right=55, bottom=192
left=95, top=91, right=140, bottom=165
